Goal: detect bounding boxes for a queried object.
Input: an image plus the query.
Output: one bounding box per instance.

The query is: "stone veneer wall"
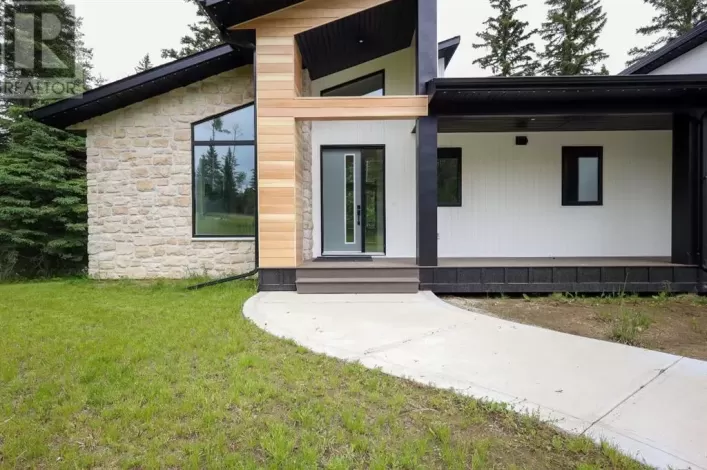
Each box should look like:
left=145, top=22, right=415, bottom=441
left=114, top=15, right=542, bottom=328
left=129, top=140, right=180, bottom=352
left=298, top=69, right=314, bottom=261
left=75, top=67, right=256, bottom=279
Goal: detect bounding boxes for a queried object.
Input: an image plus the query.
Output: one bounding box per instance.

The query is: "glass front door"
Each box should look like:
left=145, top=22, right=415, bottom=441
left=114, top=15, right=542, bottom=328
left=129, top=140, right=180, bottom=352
left=321, top=147, right=385, bottom=255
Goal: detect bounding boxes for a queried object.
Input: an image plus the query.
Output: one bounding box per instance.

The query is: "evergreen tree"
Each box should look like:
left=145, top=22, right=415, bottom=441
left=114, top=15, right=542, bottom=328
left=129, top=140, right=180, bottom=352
left=539, top=0, right=609, bottom=75
left=222, top=148, right=237, bottom=213
left=473, top=0, right=539, bottom=76
left=162, top=0, right=221, bottom=59
left=0, top=107, right=87, bottom=277
left=135, top=53, right=154, bottom=73
left=1, top=0, right=99, bottom=107
left=627, top=0, right=707, bottom=65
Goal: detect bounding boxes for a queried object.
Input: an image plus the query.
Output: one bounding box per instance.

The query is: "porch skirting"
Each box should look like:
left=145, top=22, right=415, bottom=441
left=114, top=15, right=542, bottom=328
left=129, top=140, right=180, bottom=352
left=260, top=257, right=706, bottom=294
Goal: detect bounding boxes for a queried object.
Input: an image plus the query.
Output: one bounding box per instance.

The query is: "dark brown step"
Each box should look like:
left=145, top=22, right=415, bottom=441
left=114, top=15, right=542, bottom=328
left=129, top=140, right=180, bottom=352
left=296, top=268, right=419, bottom=280
left=296, top=277, right=419, bottom=294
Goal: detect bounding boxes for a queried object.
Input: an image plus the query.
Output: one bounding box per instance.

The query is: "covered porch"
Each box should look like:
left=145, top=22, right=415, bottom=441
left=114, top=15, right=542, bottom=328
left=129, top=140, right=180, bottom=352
left=413, top=74, right=707, bottom=293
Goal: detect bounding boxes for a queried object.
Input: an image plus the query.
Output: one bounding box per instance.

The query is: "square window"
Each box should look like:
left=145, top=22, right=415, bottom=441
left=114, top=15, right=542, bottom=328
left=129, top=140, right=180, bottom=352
left=438, top=148, right=462, bottom=207
left=562, top=147, right=603, bottom=206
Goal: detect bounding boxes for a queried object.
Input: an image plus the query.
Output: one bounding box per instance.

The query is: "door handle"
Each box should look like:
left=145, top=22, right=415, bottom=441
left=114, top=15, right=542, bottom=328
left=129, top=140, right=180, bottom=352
left=356, top=205, right=361, bottom=226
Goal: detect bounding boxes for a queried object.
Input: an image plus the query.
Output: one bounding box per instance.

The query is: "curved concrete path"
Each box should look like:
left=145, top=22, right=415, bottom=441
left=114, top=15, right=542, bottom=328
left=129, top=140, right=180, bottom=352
left=244, top=291, right=707, bottom=470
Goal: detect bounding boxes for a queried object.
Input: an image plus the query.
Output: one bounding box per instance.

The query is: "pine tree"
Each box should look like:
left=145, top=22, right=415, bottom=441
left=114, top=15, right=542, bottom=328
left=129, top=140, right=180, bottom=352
left=162, top=0, right=222, bottom=59
left=539, top=0, right=609, bottom=75
left=222, top=148, right=237, bottom=213
left=627, top=0, right=707, bottom=65
left=0, top=107, right=87, bottom=277
left=135, top=54, right=154, bottom=73
left=473, top=0, right=539, bottom=76
left=1, top=0, right=99, bottom=107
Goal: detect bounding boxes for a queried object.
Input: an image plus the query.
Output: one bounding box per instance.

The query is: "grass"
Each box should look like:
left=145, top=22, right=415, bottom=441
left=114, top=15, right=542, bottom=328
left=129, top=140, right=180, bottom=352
left=0, top=280, right=649, bottom=469
left=609, top=309, right=653, bottom=346
left=196, top=212, right=255, bottom=236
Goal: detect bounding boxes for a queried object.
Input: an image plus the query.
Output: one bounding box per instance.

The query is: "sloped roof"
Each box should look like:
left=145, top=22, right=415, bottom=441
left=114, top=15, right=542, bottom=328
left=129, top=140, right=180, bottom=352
left=28, top=44, right=253, bottom=129
left=621, top=20, right=707, bottom=75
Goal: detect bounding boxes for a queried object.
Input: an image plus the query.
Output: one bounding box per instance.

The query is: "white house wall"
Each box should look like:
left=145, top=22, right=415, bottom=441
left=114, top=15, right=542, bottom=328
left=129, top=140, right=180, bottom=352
left=649, top=41, right=707, bottom=74
left=310, top=47, right=418, bottom=258
left=437, top=131, right=673, bottom=258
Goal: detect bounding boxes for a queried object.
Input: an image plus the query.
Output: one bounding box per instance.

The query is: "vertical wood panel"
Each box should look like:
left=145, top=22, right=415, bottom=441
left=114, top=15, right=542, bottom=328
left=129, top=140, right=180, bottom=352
left=257, top=31, right=298, bottom=267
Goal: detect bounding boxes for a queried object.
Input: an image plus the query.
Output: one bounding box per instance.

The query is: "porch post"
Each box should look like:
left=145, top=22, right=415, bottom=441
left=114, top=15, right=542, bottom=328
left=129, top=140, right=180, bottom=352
left=671, top=113, right=700, bottom=265
left=700, top=112, right=707, bottom=275
left=415, top=0, right=438, bottom=267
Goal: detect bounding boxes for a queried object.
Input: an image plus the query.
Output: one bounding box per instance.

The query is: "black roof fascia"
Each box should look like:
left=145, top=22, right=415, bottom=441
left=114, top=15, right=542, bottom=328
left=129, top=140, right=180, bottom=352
left=621, top=21, right=707, bottom=75
left=438, top=36, right=460, bottom=67
left=29, top=44, right=252, bottom=129
left=428, top=74, right=707, bottom=116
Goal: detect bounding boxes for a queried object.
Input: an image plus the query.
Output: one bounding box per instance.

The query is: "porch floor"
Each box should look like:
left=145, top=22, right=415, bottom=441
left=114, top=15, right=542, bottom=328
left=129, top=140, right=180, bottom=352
left=302, top=257, right=683, bottom=269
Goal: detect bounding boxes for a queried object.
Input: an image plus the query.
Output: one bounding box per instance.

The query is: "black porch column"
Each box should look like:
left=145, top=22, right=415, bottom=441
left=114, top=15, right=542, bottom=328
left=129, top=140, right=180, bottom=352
left=700, top=112, right=707, bottom=274
left=671, top=113, right=700, bottom=265
left=416, top=0, right=438, bottom=266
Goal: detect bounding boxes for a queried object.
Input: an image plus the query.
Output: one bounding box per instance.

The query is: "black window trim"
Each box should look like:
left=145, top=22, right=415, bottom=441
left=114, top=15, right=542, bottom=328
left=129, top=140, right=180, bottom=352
left=320, top=70, right=386, bottom=97
left=437, top=147, right=462, bottom=207
left=561, top=146, right=604, bottom=207
left=191, top=101, right=257, bottom=239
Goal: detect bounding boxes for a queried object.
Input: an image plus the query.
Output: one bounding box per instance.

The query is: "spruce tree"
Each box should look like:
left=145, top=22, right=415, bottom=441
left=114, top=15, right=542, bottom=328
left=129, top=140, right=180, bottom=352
left=539, top=0, right=609, bottom=75
left=162, top=0, right=222, bottom=59
left=0, top=107, right=87, bottom=277
left=473, top=0, right=539, bottom=76
left=135, top=54, right=154, bottom=73
left=627, top=0, right=707, bottom=65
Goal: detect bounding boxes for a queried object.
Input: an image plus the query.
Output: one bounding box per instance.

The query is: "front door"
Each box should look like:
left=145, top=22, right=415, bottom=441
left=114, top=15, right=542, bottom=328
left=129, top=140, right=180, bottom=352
left=321, top=147, right=385, bottom=255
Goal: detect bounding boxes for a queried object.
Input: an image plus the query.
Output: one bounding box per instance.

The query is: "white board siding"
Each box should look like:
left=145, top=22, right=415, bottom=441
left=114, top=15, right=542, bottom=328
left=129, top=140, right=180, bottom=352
left=650, top=41, right=707, bottom=75
left=437, top=131, right=673, bottom=258
left=311, top=47, right=417, bottom=258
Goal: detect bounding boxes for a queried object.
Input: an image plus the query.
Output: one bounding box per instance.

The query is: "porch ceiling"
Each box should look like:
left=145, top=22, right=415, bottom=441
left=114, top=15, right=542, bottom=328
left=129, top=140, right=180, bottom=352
left=429, top=75, right=707, bottom=116
left=438, top=114, right=673, bottom=133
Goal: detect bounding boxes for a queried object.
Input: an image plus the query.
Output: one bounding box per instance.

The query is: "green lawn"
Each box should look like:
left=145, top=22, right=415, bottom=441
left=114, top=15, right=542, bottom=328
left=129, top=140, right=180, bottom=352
left=196, top=212, right=255, bottom=236
left=0, top=280, right=647, bottom=469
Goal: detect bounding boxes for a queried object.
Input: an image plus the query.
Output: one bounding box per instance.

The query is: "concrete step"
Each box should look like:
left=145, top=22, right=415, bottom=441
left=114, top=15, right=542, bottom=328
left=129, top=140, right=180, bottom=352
left=296, top=268, right=419, bottom=280
left=296, top=277, right=419, bottom=294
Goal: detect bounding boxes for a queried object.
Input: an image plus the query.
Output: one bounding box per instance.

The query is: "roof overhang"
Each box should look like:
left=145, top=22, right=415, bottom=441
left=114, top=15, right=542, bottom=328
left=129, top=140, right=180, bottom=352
left=428, top=75, right=707, bottom=118
left=438, top=36, right=460, bottom=68
left=621, top=21, right=707, bottom=75
left=29, top=44, right=253, bottom=129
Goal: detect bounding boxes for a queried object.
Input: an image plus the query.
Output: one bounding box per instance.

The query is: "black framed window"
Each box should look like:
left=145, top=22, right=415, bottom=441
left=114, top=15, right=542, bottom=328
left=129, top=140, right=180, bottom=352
left=562, top=146, right=603, bottom=206
left=438, top=148, right=462, bottom=207
left=192, top=103, right=256, bottom=237
left=320, top=71, right=385, bottom=97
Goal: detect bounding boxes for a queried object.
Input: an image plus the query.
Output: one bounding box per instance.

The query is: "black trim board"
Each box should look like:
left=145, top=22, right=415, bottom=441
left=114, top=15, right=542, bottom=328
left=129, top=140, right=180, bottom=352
left=320, top=70, right=385, bottom=97
left=428, top=75, right=707, bottom=117
left=621, top=20, right=707, bottom=75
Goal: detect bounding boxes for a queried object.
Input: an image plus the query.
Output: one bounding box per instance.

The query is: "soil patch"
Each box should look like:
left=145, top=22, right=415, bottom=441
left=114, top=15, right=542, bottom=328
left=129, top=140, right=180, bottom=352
left=445, top=294, right=707, bottom=360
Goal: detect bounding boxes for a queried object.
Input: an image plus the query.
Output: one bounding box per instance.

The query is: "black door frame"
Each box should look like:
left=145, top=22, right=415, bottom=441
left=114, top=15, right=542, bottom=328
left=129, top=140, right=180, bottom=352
left=320, top=145, right=386, bottom=256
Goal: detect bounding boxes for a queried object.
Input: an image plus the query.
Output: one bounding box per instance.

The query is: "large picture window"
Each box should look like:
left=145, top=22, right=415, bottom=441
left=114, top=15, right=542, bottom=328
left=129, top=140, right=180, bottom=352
left=192, top=103, right=256, bottom=237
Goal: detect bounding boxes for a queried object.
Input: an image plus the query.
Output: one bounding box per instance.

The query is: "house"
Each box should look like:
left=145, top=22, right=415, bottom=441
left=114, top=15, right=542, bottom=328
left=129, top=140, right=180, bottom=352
left=30, top=0, right=707, bottom=294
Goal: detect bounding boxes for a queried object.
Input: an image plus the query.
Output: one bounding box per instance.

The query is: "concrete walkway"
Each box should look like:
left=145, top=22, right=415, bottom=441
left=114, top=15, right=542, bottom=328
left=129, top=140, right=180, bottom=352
left=244, top=292, right=707, bottom=470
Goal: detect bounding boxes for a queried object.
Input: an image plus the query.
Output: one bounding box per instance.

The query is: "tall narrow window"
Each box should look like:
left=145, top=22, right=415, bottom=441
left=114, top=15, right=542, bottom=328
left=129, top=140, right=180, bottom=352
left=192, top=103, right=256, bottom=237
left=345, top=153, right=356, bottom=244
left=321, top=71, right=385, bottom=97
left=438, top=148, right=462, bottom=207
left=562, top=147, right=603, bottom=206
